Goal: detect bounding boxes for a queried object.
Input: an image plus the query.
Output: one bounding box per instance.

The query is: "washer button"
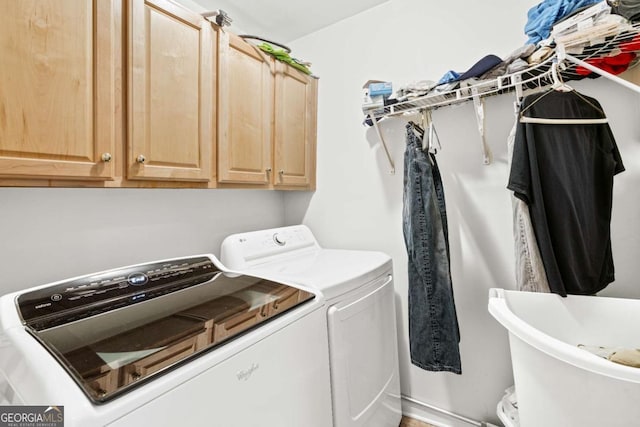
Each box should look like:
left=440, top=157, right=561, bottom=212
left=51, top=294, right=63, bottom=302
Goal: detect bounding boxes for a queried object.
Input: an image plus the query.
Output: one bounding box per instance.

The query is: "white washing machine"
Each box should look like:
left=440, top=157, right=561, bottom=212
left=221, top=225, right=402, bottom=427
left=0, top=254, right=333, bottom=426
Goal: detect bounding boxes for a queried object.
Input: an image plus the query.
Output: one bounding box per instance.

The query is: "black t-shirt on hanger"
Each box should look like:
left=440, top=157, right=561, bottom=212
left=508, top=90, right=625, bottom=296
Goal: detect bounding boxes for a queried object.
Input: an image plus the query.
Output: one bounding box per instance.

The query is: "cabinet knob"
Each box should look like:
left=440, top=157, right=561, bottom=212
left=101, top=153, right=112, bottom=162
left=278, top=170, right=284, bottom=175
left=265, top=167, right=272, bottom=173
left=131, top=372, right=142, bottom=381
left=136, top=155, right=146, bottom=164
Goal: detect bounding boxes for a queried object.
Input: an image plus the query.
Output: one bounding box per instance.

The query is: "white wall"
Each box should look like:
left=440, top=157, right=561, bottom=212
left=285, top=1, right=640, bottom=425
left=0, top=189, right=284, bottom=295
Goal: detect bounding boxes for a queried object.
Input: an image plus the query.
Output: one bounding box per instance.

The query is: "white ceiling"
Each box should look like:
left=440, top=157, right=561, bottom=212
left=175, top=0, right=388, bottom=43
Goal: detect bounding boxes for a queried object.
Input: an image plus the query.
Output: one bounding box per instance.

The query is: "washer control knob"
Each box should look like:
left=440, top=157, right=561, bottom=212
left=273, top=233, right=286, bottom=246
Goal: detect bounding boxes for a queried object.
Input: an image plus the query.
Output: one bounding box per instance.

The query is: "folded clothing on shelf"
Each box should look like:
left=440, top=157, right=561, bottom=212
left=555, top=14, right=631, bottom=53
left=525, top=0, right=604, bottom=45
left=575, top=51, right=637, bottom=75
left=551, top=1, right=612, bottom=40
left=620, top=32, right=640, bottom=51
left=483, top=44, right=537, bottom=78
left=608, top=0, right=640, bottom=22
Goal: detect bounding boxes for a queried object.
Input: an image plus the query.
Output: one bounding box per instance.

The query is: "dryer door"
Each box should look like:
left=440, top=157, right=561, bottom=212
left=327, top=271, right=401, bottom=427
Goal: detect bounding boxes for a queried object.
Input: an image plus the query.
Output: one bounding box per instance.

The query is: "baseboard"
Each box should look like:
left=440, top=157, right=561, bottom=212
left=401, top=395, right=500, bottom=427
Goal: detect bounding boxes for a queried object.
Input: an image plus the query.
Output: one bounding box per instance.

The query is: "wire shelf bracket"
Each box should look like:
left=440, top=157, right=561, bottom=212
left=369, top=112, right=395, bottom=174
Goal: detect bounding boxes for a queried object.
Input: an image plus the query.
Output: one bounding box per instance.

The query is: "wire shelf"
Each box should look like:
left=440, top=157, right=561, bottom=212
left=366, top=21, right=640, bottom=120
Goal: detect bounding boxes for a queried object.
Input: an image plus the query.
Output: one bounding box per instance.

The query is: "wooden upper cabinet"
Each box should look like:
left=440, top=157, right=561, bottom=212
left=0, top=1, right=119, bottom=180
left=217, top=32, right=274, bottom=185
left=273, top=62, right=318, bottom=189
left=217, top=32, right=318, bottom=190
left=127, top=0, right=214, bottom=182
left=0, top=2, right=316, bottom=189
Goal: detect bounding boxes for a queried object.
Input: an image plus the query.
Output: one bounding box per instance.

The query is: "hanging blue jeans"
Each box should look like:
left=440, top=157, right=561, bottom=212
left=403, top=123, right=461, bottom=374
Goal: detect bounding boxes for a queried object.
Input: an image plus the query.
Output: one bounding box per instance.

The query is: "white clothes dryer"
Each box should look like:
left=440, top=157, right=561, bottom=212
left=221, top=225, right=402, bottom=427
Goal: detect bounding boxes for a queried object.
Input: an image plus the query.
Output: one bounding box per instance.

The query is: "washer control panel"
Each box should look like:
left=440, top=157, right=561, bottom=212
left=18, top=256, right=219, bottom=330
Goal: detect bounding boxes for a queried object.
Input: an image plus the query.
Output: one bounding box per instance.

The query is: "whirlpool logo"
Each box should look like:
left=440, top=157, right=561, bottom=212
left=0, top=406, right=64, bottom=427
left=236, top=363, right=259, bottom=381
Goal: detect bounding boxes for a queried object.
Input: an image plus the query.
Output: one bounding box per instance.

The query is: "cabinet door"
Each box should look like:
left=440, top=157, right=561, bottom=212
left=273, top=63, right=318, bottom=189
left=0, top=1, right=118, bottom=180
left=218, top=32, right=273, bottom=185
left=128, top=0, right=213, bottom=182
